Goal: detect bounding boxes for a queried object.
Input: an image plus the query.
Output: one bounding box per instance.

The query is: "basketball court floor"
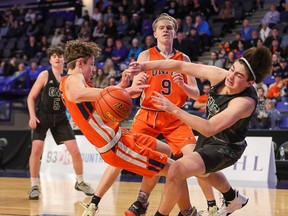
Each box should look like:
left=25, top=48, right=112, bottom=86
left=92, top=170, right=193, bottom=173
left=0, top=175, right=288, bottom=216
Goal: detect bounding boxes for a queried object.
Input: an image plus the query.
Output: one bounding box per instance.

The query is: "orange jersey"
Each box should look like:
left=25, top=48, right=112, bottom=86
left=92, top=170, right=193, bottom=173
left=140, top=47, right=188, bottom=110
left=60, top=75, right=168, bottom=177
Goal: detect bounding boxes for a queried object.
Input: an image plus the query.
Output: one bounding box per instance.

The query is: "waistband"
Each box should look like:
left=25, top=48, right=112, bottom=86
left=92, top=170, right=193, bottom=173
left=212, top=136, right=246, bottom=146
left=96, top=129, right=122, bottom=154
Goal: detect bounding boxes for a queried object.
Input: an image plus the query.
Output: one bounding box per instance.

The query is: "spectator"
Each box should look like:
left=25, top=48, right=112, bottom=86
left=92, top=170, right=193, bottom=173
left=223, top=51, right=235, bottom=70
left=108, top=76, right=117, bottom=86
left=23, top=36, right=41, bottom=61
left=128, top=13, right=142, bottom=37
left=267, top=74, right=286, bottom=102
left=191, top=0, right=204, bottom=16
left=103, top=58, right=117, bottom=77
left=178, top=0, right=193, bottom=19
left=218, top=0, right=235, bottom=33
left=272, top=53, right=281, bottom=75
left=230, top=31, right=244, bottom=51
left=24, top=9, right=36, bottom=23
left=250, top=87, right=267, bottom=129
left=253, top=81, right=268, bottom=96
left=3, top=56, right=18, bottom=77
left=128, top=0, right=141, bottom=15
left=192, top=82, right=211, bottom=118
left=91, top=7, right=103, bottom=24
left=207, top=51, right=223, bottom=68
left=246, top=30, right=260, bottom=48
left=182, top=15, right=193, bottom=37
left=142, top=34, right=156, bottom=50
left=202, top=0, right=219, bottom=19
left=234, top=40, right=246, bottom=59
left=127, top=38, right=143, bottom=61
left=264, top=27, right=282, bottom=48
left=116, top=14, right=129, bottom=38
left=173, top=31, right=191, bottom=58
left=240, top=18, right=255, bottom=41
left=162, top=0, right=179, bottom=18
left=51, top=28, right=64, bottom=46
left=278, top=58, right=288, bottom=79
left=13, top=63, right=27, bottom=89
left=92, top=20, right=105, bottom=40
left=192, top=15, right=211, bottom=51
left=187, top=27, right=201, bottom=61
left=26, top=18, right=42, bottom=37
left=104, top=16, right=117, bottom=38
left=280, top=2, right=288, bottom=23
left=91, top=67, right=108, bottom=88
left=101, top=37, right=114, bottom=61
left=256, top=38, right=264, bottom=48
left=111, top=39, right=128, bottom=67
left=28, top=60, right=42, bottom=86
left=141, top=15, right=153, bottom=36
left=262, top=4, right=280, bottom=28
left=270, top=39, right=284, bottom=56
left=38, top=35, right=50, bottom=59
left=259, top=21, right=271, bottom=44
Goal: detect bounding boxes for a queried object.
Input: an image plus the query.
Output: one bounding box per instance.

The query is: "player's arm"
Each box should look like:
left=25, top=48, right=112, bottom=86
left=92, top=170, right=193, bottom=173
left=65, top=73, right=102, bottom=103
left=176, top=54, right=200, bottom=100
left=130, top=50, right=150, bottom=98
left=27, top=70, right=48, bottom=128
left=152, top=92, right=256, bottom=137
left=131, top=59, right=228, bottom=86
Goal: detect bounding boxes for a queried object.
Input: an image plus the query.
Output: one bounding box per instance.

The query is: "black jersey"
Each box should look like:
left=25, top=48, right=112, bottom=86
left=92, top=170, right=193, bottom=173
left=203, top=79, right=258, bottom=144
left=37, top=69, right=66, bottom=114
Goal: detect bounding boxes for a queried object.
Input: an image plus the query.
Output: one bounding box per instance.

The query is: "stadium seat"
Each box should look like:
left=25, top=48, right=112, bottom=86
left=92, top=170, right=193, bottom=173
left=276, top=101, right=288, bottom=114
left=279, top=117, right=288, bottom=129
left=263, top=75, right=275, bottom=86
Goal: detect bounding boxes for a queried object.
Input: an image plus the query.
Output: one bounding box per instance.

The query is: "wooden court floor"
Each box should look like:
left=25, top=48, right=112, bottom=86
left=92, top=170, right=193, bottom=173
left=0, top=177, right=288, bottom=216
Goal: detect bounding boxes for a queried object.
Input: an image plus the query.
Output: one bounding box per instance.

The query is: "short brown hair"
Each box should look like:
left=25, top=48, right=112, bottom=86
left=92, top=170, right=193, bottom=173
left=47, top=46, right=64, bottom=59
left=64, top=39, right=101, bottom=69
left=152, top=13, right=178, bottom=32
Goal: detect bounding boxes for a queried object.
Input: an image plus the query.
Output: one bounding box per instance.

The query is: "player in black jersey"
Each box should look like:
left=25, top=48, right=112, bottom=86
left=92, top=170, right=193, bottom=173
left=27, top=46, right=94, bottom=200
left=129, top=46, right=272, bottom=216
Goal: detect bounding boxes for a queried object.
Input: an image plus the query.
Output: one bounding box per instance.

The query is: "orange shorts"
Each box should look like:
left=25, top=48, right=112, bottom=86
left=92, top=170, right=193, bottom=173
left=101, top=128, right=168, bottom=178
left=131, top=109, right=196, bottom=155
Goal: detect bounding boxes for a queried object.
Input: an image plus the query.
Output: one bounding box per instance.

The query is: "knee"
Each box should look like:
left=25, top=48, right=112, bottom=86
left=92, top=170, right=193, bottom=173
left=166, top=162, right=184, bottom=182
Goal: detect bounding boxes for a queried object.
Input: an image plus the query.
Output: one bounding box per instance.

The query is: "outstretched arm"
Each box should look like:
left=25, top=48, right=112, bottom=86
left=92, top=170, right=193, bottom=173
left=130, top=59, right=228, bottom=86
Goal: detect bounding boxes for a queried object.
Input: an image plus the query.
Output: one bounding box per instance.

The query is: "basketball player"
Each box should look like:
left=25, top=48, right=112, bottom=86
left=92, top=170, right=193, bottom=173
left=59, top=39, right=194, bottom=216
left=27, top=46, right=94, bottom=200
left=124, top=13, right=218, bottom=216
left=129, top=46, right=272, bottom=216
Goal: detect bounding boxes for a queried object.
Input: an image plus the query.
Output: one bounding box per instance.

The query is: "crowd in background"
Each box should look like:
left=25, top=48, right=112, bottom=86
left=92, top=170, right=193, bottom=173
left=0, top=0, right=288, bottom=129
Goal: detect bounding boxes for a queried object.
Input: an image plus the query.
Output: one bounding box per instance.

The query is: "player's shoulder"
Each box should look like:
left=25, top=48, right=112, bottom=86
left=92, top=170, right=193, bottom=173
left=138, top=49, right=150, bottom=62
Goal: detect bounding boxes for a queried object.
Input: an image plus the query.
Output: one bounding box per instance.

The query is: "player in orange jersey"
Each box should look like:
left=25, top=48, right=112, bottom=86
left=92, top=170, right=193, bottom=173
left=124, top=13, right=218, bottom=216
left=60, top=39, right=193, bottom=216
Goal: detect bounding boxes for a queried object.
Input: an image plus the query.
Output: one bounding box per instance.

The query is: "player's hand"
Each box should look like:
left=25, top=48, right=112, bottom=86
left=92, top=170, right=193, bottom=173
left=125, top=84, right=150, bottom=97
left=151, top=91, right=178, bottom=113
left=172, top=72, right=185, bottom=88
left=29, top=116, right=40, bottom=129
left=132, top=72, right=149, bottom=86
left=129, top=62, right=144, bottom=75
left=117, top=70, right=132, bottom=88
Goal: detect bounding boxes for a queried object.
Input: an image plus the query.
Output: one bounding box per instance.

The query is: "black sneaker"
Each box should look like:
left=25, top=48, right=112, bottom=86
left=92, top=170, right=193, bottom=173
left=124, top=201, right=149, bottom=216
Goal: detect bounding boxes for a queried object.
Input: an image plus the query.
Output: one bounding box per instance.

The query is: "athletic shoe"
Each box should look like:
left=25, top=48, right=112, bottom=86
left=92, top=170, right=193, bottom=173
left=28, top=185, right=40, bottom=200
left=207, top=205, right=218, bottom=216
left=75, top=181, right=94, bottom=196
left=124, top=200, right=149, bottom=216
left=216, top=190, right=249, bottom=216
left=81, top=202, right=98, bottom=216
left=177, top=206, right=198, bottom=216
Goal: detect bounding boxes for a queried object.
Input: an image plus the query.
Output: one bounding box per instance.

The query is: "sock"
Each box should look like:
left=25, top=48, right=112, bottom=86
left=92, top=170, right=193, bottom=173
left=90, top=195, right=101, bottom=206
left=223, top=187, right=235, bottom=201
left=179, top=206, right=194, bottom=216
left=207, top=200, right=217, bottom=207
left=76, top=175, right=84, bottom=183
left=154, top=211, right=166, bottom=216
left=137, top=190, right=149, bottom=207
left=31, top=177, right=39, bottom=187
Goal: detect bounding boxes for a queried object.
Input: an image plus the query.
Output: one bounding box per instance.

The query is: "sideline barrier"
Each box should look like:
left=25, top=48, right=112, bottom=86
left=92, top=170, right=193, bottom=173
left=40, top=132, right=276, bottom=188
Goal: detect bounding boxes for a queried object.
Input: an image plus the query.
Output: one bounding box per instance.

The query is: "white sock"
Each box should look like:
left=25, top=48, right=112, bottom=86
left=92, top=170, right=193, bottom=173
left=76, top=175, right=83, bottom=183
left=31, top=177, right=39, bottom=187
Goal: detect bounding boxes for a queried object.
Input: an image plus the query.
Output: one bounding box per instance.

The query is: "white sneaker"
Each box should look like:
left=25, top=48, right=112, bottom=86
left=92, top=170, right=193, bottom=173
left=81, top=202, right=98, bottom=216
left=216, top=190, right=248, bottom=216
left=208, top=205, right=218, bottom=216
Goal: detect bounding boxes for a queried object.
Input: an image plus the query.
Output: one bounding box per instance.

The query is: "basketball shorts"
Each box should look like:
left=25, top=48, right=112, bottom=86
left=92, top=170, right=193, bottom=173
left=130, top=109, right=196, bottom=155
left=32, top=111, right=75, bottom=144
left=195, top=135, right=247, bottom=174
left=101, top=128, right=168, bottom=178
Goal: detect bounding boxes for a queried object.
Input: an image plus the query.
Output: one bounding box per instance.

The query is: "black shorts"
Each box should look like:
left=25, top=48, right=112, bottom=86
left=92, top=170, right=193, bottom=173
left=32, top=110, right=75, bottom=145
left=195, top=136, right=247, bottom=174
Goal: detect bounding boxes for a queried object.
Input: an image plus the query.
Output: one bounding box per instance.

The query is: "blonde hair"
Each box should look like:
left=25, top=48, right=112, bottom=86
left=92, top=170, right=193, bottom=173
left=152, top=13, right=178, bottom=32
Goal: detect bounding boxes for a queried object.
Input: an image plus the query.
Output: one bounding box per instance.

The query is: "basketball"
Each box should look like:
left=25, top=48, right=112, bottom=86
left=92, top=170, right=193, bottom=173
left=95, top=86, right=132, bottom=122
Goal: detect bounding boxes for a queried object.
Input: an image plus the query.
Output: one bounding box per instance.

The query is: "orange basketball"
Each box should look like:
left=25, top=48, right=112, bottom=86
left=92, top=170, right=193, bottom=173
left=95, top=86, right=132, bottom=123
